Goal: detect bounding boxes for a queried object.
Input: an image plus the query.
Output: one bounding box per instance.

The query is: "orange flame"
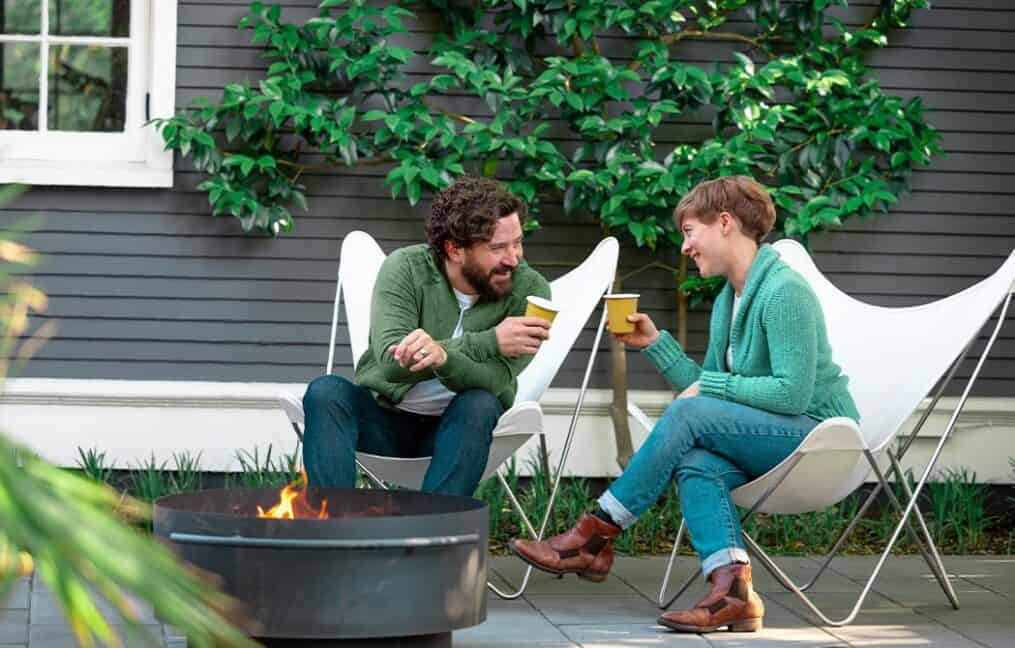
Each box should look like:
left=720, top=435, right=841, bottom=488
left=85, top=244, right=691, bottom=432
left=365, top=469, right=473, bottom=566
left=256, top=469, right=328, bottom=519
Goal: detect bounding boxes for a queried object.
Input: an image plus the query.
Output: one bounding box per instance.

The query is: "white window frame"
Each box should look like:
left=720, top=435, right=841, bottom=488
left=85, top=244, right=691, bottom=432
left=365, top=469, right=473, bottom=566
left=0, top=0, right=176, bottom=188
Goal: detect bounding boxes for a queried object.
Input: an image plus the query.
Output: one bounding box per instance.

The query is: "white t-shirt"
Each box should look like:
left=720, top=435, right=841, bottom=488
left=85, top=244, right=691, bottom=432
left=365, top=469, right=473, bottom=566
left=396, top=288, right=479, bottom=416
left=726, top=293, right=741, bottom=373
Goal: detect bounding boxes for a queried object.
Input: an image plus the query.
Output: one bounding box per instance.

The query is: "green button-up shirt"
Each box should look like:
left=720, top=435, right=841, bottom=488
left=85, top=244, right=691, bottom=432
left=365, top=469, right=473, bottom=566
left=354, top=244, right=552, bottom=410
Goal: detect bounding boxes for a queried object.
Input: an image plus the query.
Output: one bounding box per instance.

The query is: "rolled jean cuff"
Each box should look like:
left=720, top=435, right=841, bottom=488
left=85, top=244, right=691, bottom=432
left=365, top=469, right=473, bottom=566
left=597, top=490, right=638, bottom=529
left=701, top=547, right=751, bottom=581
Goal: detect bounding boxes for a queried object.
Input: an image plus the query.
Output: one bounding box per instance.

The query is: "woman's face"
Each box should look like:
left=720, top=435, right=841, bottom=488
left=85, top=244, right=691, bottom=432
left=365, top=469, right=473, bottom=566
left=679, top=213, right=729, bottom=278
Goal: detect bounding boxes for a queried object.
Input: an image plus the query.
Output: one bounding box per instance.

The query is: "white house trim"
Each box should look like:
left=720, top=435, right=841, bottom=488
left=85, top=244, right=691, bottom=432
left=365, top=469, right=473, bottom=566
left=2, top=378, right=1013, bottom=484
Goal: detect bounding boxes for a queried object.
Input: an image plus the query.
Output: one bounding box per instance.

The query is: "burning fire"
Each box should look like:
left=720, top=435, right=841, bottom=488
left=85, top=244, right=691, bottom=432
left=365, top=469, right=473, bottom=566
left=257, top=469, right=328, bottom=519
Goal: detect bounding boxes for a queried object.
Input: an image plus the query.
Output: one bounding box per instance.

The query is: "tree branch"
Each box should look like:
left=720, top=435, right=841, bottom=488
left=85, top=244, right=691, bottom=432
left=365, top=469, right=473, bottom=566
left=564, top=0, right=585, bottom=57
left=662, top=29, right=758, bottom=47
left=788, top=128, right=848, bottom=154
left=421, top=98, right=477, bottom=125
left=620, top=259, right=681, bottom=283
left=275, top=155, right=392, bottom=171
left=627, top=30, right=772, bottom=72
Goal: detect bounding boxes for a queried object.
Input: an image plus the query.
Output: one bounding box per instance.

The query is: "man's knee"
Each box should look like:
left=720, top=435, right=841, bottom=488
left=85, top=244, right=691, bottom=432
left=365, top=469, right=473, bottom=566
left=303, top=374, right=355, bottom=412
left=453, top=390, right=503, bottom=423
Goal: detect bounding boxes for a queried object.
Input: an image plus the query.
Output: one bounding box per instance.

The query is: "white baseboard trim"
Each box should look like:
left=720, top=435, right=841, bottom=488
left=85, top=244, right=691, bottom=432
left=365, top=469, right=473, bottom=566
left=3, top=378, right=1014, bottom=482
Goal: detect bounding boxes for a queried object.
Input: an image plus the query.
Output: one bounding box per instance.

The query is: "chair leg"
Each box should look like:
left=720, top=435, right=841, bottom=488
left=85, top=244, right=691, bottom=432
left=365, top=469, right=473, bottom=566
left=496, top=470, right=537, bottom=539
left=355, top=459, right=389, bottom=490
left=487, top=470, right=541, bottom=599
left=748, top=293, right=1013, bottom=626
left=878, top=451, right=960, bottom=609
left=489, top=305, right=610, bottom=600
left=657, top=454, right=805, bottom=609
left=537, top=435, right=554, bottom=533
left=657, top=517, right=702, bottom=609
left=797, top=343, right=973, bottom=593
left=741, top=449, right=961, bottom=619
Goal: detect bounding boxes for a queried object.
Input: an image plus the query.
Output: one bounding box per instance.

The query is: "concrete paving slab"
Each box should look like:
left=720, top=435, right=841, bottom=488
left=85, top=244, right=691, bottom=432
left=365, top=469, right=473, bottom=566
left=455, top=642, right=576, bottom=648
left=755, top=594, right=832, bottom=629
left=28, top=587, right=157, bottom=626
left=455, top=596, right=575, bottom=647
left=701, top=625, right=847, bottom=647
left=742, top=557, right=864, bottom=594
left=27, top=625, right=163, bottom=648
left=491, top=557, right=639, bottom=596
left=825, top=554, right=967, bottom=584
left=870, top=580, right=998, bottom=608
left=947, top=557, right=1015, bottom=596
left=0, top=581, right=29, bottom=611
left=911, top=602, right=1015, bottom=648
left=559, top=622, right=709, bottom=646
left=824, top=622, right=984, bottom=647
left=0, top=612, right=28, bottom=644
left=524, top=593, right=662, bottom=626
left=11, top=555, right=1015, bottom=648
left=764, top=590, right=915, bottom=627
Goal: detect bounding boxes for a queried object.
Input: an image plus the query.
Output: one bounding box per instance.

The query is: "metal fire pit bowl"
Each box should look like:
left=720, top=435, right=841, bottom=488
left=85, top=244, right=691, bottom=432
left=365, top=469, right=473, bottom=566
left=153, top=488, right=488, bottom=647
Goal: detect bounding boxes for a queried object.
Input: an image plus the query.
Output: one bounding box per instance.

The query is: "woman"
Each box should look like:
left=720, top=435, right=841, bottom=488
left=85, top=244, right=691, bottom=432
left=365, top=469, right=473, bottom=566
left=510, top=176, right=859, bottom=634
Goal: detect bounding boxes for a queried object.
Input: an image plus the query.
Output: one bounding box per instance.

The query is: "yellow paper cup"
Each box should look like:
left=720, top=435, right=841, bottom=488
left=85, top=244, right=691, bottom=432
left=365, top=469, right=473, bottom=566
left=604, top=294, right=640, bottom=334
left=525, top=296, right=559, bottom=324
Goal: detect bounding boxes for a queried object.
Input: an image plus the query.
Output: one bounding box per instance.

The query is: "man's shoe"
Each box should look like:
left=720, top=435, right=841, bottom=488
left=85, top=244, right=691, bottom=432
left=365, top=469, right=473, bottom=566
left=657, top=563, right=764, bottom=633
left=508, top=513, right=620, bottom=582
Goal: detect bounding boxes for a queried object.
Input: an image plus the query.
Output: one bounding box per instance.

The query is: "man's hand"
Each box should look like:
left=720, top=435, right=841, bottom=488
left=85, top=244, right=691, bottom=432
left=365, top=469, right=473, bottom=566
left=495, top=316, right=551, bottom=357
left=676, top=381, right=700, bottom=399
left=610, top=312, right=660, bottom=349
left=387, top=329, right=448, bottom=372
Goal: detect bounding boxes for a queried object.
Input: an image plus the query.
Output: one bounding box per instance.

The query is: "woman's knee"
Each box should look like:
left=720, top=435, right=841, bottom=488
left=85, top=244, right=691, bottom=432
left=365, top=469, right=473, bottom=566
left=675, top=448, right=718, bottom=479
left=662, top=395, right=717, bottom=422
left=676, top=448, right=746, bottom=490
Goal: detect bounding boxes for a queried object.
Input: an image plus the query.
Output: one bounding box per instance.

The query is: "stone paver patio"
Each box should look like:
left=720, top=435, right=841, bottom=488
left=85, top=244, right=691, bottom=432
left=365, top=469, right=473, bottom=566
left=3, top=555, right=1014, bottom=647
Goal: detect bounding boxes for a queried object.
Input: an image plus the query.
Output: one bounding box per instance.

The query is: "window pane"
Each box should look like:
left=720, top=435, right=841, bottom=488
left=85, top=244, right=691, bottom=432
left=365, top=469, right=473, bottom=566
left=0, top=42, right=39, bottom=130
left=49, top=0, right=128, bottom=37
left=2, top=0, right=41, bottom=34
left=48, top=44, right=126, bottom=131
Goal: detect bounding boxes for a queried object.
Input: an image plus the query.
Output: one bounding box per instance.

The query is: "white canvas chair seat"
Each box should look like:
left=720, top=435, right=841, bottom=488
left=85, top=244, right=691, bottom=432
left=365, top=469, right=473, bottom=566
left=631, top=238, right=1015, bottom=626
left=280, top=230, right=619, bottom=599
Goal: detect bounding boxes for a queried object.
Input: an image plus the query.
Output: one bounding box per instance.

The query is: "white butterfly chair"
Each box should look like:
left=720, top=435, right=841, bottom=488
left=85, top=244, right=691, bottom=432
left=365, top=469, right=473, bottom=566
left=279, top=230, right=619, bottom=599
left=630, top=238, right=1015, bottom=626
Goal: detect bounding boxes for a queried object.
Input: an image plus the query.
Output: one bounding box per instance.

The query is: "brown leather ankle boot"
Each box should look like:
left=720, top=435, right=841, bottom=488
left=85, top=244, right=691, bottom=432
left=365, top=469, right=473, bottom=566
left=508, top=513, right=620, bottom=582
left=658, top=563, right=764, bottom=633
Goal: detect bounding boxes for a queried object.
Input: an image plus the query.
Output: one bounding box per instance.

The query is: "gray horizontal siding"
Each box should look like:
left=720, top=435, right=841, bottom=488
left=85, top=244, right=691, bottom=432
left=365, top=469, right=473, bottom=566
left=2, top=0, right=1014, bottom=397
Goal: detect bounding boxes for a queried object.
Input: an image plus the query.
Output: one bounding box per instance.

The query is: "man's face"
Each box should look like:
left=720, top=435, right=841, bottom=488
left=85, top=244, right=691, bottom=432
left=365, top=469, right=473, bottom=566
left=460, top=213, right=524, bottom=299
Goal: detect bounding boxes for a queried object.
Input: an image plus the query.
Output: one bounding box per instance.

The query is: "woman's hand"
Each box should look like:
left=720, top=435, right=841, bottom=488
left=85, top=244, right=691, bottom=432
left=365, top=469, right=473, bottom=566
left=610, top=312, right=660, bottom=349
left=676, top=381, right=700, bottom=399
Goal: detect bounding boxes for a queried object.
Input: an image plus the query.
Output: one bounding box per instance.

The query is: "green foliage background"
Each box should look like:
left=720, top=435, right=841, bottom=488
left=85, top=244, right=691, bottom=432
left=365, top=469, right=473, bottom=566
left=154, top=0, right=941, bottom=290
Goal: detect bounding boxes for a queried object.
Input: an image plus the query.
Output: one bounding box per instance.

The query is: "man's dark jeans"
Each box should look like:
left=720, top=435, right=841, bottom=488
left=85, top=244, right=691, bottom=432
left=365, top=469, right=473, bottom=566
left=302, top=375, right=503, bottom=496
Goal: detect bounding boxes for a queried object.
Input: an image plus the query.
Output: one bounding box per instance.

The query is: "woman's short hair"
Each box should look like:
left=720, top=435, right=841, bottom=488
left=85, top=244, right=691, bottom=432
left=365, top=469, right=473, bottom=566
left=426, top=176, right=527, bottom=260
left=673, top=176, right=777, bottom=243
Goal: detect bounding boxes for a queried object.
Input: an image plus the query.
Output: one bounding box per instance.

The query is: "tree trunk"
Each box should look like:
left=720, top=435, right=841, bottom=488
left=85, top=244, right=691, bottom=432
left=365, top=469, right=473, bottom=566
left=608, top=276, right=634, bottom=469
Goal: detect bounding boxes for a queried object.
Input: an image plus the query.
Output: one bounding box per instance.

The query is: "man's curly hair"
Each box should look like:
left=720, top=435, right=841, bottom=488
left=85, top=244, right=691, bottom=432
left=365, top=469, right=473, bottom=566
left=426, top=176, right=527, bottom=260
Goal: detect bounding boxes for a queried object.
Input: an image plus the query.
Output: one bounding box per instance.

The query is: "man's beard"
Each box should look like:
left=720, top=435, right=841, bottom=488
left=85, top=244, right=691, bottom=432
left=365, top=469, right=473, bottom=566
left=462, top=257, right=513, bottom=300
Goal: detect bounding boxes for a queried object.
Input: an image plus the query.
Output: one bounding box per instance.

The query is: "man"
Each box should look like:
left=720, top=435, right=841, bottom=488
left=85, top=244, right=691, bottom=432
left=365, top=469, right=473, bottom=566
left=302, top=176, right=552, bottom=495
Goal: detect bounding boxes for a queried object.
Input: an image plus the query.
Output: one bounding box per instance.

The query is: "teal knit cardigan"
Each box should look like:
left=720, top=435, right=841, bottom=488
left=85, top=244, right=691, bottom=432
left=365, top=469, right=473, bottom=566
left=643, top=244, right=860, bottom=422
